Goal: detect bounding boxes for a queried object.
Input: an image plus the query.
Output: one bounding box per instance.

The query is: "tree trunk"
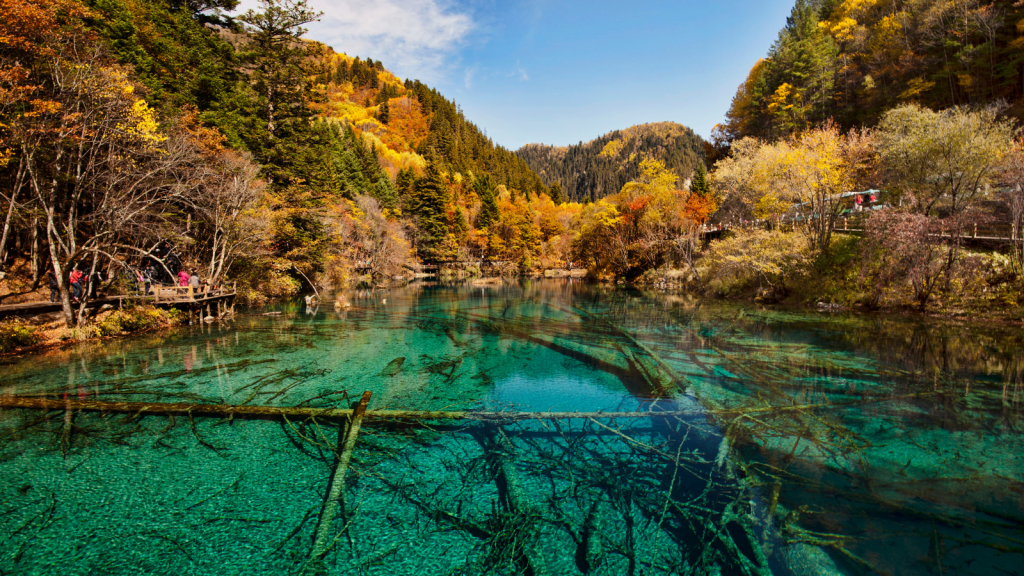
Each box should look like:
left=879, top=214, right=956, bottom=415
left=0, top=156, right=24, bottom=270
left=31, top=218, right=40, bottom=282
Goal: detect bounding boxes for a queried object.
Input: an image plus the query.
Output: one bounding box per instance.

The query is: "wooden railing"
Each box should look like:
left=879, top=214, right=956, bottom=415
left=835, top=216, right=1020, bottom=241
left=151, top=281, right=237, bottom=303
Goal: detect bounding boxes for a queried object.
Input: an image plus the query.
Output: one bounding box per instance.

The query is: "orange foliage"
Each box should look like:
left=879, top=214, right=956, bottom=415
left=380, top=96, right=429, bottom=153
left=178, top=106, right=226, bottom=158
left=683, top=193, right=718, bottom=224
left=0, top=0, right=90, bottom=111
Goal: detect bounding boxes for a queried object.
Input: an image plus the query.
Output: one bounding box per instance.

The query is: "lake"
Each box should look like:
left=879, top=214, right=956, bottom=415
left=1, top=279, right=1021, bottom=575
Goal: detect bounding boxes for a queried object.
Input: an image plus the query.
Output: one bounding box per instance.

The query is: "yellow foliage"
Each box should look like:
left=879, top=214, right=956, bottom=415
left=619, top=157, right=678, bottom=200
left=700, top=229, right=811, bottom=287
left=357, top=129, right=426, bottom=178
left=122, top=98, right=165, bottom=144
left=899, top=77, right=936, bottom=101
left=600, top=140, right=622, bottom=157
left=767, top=83, right=797, bottom=115
left=594, top=199, right=623, bottom=227
left=826, top=0, right=879, bottom=22
left=827, top=17, right=860, bottom=42
left=753, top=193, right=788, bottom=220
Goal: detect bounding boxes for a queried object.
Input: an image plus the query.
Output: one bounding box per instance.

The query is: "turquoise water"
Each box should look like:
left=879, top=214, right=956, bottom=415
left=1, top=280, right=1021, bottom=575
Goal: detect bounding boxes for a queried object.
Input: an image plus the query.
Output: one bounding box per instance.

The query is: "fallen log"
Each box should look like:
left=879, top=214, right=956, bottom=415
left=1, top=395, right=922, bottom=422
left=304, top=390, right=372, bottom=574
left=477, top=425, right=550, bottom=576
left=0, top=396, right=705, bottom=421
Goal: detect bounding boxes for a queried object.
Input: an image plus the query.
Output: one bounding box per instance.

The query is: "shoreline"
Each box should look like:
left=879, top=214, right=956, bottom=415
left=5, top=275, right=1019, bottom=359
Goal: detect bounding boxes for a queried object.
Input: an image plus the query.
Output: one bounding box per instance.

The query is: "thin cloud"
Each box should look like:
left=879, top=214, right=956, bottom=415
left=273, top=0, right=474, bottom=82
left=464, top=65, right=478, bottom=89
left=506, top=61, right=528, bottom=82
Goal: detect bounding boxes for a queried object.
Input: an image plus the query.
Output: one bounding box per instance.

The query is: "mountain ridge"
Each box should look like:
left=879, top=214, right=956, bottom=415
left=516, top=122, right=705, bottom=202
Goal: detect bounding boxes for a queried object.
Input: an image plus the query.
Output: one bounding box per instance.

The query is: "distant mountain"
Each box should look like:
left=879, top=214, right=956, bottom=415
left=516, top=122, right=706, bottom=202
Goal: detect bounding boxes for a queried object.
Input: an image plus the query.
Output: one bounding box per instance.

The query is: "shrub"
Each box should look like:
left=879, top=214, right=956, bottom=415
left=96, top=306, right=181, bottom=337
left=0, top=320, right=40, bottom=353
left=859, top=211, right=955, bottom=310
left=699, top=229, right=811, bottom=299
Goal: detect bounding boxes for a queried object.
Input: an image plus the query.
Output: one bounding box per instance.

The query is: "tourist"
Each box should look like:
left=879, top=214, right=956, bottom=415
left=46, top=270, right=58, bottom=303
left=69, top=269, right=84, bottom=302
left=178, top=269, right=190, bottom=287
left=142, top=266, right=154, bottom=295
left=88, top=271, right=101, bottom=298
left=189, top=269, right=201, bottom=292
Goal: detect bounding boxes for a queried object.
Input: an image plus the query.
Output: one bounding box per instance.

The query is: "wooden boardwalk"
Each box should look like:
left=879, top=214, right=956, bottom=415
left=0, top=284, right=237, bottom=320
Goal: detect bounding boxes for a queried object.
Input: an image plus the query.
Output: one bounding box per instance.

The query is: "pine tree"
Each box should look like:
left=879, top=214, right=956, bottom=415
left=378, top=99, right=390, bottom=124
left=763, top=0, right=837, bottom=134
left=691, top=163, right=710, bottom=197
left=549, top=181, right=563, bottom=204
left=396, top=168, right=416, bottom=196
left=236, top=0, right=323, bottom=140
left=410, top=161, right=452, bottom=259
left=475, top=174, right=499, bottom=229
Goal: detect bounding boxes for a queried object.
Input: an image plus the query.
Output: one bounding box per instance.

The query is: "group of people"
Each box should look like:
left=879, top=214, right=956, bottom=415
left=177, top=269, right=203, bottom=291
left=40, top=244, right=209, bottom=306
left=134, top=266, right=203, bottom=295
left=45, top=268, right=98, bottom=304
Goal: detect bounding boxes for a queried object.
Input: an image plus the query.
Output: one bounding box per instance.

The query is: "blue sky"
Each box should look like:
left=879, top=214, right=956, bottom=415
left=233, top=0, right=796, bottom=149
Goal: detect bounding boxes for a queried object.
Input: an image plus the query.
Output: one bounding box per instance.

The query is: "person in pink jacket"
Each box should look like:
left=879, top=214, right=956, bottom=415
left=178, top=270, right=190, bottom=287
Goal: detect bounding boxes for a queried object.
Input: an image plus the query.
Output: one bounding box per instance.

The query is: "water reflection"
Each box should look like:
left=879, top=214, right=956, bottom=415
left=0, top=280, right=1021, bottom=575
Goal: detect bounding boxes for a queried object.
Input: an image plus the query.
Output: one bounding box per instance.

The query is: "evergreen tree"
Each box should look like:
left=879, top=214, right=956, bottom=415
left=396, top=168, right=416, bottom=196
left=764, top=0, right=837, bottom=133
left=691, top=163, right=710, bottom=197
left=475, top=174, right=499, bottom=229
left=410, top=161, right=452, bottom=260
left=236, top=0, right=323, bottom=141
left=378, top=99, right=390, bottom=124
left=549, top=181, right=564, bottom=204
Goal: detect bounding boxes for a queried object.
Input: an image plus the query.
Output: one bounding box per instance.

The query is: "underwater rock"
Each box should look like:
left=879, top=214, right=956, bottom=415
left=777, top=542, right=844, bottom=576
left=381, top=357, right=406, bottom=377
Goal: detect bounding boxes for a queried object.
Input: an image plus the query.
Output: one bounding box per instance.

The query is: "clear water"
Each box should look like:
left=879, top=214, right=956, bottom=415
left=1, top=280, right=1021, bottom=575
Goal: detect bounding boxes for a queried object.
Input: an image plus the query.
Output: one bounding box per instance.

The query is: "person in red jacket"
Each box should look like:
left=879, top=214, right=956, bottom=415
left=69, top=269, right=84, bottom=302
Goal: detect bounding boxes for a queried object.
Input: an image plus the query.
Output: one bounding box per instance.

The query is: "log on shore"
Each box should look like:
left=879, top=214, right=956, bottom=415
left=0, top=396, right=707, bottom=421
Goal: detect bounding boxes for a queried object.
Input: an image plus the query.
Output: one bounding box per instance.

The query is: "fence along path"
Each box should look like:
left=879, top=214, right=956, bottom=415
left=0, top=281, right=237, bottom=320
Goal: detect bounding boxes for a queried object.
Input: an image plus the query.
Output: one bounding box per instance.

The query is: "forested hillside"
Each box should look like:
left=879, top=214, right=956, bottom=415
left=83, top=0, right=545, bottom=196
left=516, top=123, right=705, bottom=202
left=718, top=0, right=1024, bottom=144
left=0, top=0, right=564, bottom=322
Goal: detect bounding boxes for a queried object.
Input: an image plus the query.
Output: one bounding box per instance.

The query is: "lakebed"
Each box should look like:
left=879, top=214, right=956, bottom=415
left=0, top=279, right=1021, bottom=575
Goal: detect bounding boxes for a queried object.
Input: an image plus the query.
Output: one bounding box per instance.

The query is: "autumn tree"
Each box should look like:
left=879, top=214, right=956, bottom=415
left=700, top=229, right=811, bottom=298
left=876, top=103, right=1014, bottom=216
left=182, top=117, right=267, bottom=284
left=713, top=124, right=873, bottom=251
left=488, top=188, right=540, bottom=267
left=572, top=158, right=698, bottom=279
left=996, top=138, right=1024, bottom=273
left=859, top=211, right=960, bottom=310
left=14, top=51, right=214, bottom=325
